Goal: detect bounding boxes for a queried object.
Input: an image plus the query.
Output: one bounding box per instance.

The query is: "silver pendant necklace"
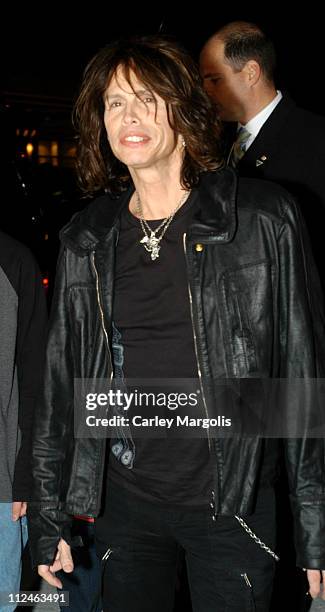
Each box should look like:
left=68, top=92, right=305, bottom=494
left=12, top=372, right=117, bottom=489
left=136, top=191, right=189, bottom=261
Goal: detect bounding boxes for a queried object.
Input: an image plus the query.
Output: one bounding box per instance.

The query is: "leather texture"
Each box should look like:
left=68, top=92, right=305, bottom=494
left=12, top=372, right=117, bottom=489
left=27, top=167, right=325, bottom=570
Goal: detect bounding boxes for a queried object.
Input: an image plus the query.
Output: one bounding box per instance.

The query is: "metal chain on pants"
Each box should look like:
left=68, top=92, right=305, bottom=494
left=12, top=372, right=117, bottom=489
left=235, top=515, right=280, bottom=561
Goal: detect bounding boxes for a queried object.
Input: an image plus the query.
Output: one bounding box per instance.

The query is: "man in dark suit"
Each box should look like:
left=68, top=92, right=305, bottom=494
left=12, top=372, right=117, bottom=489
left=200, top=20, right=325, bottom=293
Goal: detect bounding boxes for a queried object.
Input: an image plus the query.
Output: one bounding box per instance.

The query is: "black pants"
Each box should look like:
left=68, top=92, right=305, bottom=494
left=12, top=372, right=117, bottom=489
left=95, top=480, right=276, bottom=612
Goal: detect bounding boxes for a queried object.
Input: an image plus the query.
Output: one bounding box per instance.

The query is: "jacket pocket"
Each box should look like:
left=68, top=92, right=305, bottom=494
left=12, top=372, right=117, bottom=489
left=220, top=260, right=275, bottom=376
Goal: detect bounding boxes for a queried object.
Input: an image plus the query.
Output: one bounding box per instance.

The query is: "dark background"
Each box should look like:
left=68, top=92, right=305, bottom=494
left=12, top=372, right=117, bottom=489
left=3, top=5, right=325, bottom=113
left=3, top=6, right=324, bottom=254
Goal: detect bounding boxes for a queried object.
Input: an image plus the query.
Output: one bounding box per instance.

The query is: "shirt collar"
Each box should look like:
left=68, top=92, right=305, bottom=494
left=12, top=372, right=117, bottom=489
left=238, top=90, right=283, bottom=139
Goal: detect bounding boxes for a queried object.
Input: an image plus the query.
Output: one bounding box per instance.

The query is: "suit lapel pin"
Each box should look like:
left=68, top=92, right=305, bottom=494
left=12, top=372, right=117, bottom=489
left=256, top=155, right=267, bottom=167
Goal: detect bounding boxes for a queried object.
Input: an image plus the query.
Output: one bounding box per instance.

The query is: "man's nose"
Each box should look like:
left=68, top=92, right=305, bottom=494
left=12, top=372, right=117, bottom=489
left=122, top=100, right=141, bottom=124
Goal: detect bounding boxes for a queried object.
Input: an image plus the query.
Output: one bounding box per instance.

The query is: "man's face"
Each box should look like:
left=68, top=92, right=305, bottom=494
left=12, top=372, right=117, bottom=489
left=200, top=39, right=248, bottom=122
left=104, top=67, right=182, bottom=171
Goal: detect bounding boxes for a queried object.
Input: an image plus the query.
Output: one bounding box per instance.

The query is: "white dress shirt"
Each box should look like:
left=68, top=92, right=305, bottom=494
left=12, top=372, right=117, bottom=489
left=238, top=90, right=283, bottom=151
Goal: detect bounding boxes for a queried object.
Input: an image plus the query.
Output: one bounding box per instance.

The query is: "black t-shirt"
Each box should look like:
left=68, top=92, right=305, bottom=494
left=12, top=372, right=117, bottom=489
left=108, top=190, right=213, bottom=506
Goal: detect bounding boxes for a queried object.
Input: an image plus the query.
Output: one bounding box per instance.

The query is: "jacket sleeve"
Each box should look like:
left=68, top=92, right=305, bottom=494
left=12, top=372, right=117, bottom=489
left=12, top=251, right=48, bottom=501
left=278, top=199, right=325, bottom=569
left=27, top=246, right=76, bottom=567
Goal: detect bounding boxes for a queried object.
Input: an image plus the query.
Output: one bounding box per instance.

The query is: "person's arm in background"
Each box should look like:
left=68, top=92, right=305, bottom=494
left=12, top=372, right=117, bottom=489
left=12, top=248, right=48, bottom=512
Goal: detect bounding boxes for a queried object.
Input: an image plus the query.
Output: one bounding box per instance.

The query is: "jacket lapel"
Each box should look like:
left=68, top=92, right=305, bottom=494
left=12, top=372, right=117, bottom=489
left=238, top=94, right=296, bottom=171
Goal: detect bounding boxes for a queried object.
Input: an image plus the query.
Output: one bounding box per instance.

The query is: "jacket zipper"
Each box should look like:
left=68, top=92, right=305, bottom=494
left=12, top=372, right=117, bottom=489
left=91, top=249, right=135, bottom=473
left=183, top=233, right=211, bottom=451
left=90, top=250, right=114, bottom=515
left=183, top=233, right=217, bottom=519
left=91, top=251, right=113, bottom=382
left=210, top=489, right=217, bottom=521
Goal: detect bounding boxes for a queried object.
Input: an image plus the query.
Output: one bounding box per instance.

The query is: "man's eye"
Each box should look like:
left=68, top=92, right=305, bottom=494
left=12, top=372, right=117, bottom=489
left=106, top=101, right=122, bottom=110
left=141, top=96, right=155, bottom=104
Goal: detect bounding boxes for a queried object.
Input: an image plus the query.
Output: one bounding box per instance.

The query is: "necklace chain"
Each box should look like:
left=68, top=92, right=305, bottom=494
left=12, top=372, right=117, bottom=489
left=136, top=191, right=189, bottom=261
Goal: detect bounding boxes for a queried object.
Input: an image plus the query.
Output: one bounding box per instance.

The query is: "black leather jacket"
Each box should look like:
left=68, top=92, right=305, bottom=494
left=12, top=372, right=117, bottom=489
left=28, top=168, right=325, bottom=569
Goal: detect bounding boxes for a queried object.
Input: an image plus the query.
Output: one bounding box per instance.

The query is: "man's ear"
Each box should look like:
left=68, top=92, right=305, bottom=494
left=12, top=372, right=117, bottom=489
left=243, top=60, right=261, bottom=87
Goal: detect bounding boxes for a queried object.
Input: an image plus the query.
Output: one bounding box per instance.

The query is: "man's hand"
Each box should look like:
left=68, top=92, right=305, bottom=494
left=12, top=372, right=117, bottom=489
left=38, top=538, right=74, bottom=589
left=12, top=501, right=27, bottom=520
left=306, top=569, right=325, bottom=599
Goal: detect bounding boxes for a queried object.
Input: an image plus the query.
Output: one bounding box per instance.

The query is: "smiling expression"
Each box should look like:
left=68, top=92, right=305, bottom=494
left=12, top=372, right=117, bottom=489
left=104, top=67, right=183, bottom=173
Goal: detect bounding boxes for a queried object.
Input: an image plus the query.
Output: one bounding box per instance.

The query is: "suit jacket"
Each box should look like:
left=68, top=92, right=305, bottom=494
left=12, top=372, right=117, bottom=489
left=232, top=94, right=325, bottom=289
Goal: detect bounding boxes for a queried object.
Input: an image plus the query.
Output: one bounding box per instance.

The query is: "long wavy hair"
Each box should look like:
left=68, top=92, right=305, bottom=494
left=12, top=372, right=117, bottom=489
left=73, top=35, right=222, bottom=196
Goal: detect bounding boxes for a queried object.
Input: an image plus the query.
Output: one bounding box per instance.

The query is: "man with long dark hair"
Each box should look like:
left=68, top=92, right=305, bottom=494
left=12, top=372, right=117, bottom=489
left=28, top=36, right=325, bottom=611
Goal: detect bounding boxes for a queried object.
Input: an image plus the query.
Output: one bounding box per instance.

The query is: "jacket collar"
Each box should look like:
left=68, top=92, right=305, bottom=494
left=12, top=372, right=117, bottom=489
left=188, top=166, right=237, bottom=243
left=60, top=167, right=238, bottom=255
left=60, top=187, right=133, bottom=256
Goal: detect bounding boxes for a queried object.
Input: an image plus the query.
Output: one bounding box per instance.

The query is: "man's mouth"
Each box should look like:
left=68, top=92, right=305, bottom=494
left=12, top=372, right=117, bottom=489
left=124, top=136, right=146, bottom=142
